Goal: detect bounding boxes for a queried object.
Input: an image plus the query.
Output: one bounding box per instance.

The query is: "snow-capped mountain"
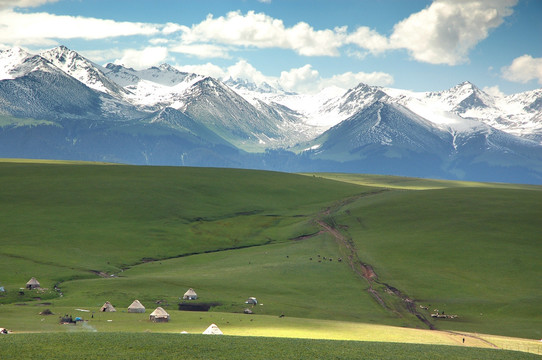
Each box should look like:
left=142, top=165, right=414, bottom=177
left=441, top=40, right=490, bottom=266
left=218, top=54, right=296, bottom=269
left=298, top=100, right=542, bottom=182
left=384, top=82, right=542, bottom=143
left=0, top=48, right=142, bottom=122
left=103, top=65, right=314, bottom=148
left=103, top=63, right=206, bottom=110
left=1, top=45, right=541, bottom=184
left=40, top=46, right=130, bottom=98
left=224, top=77, right=285, bottom=95
left=0, top=47, right=60, bottom=81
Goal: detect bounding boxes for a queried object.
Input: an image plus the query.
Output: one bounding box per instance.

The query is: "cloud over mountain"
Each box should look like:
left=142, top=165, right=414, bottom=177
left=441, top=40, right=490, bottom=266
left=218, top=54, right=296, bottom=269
left=389, top=0, right=517, bottom=65
left=502, top=55, right=542, bottom=85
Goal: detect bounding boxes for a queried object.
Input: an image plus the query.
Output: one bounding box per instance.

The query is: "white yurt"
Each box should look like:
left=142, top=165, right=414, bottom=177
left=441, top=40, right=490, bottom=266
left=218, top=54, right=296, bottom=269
left=202, top=323, right=223, bottom=335
left=127, top=299, right=146, bottom=313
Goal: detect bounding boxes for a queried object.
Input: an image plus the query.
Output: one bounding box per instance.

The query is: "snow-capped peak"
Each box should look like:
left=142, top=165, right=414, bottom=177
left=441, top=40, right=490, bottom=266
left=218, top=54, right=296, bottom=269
left=224, top=77, right=285, bottom=95
left=103, top=62, right=195, bottom=88
left=40, top=46, right=130, bottom=97
left=0, top=47, right=66, bottom=81
left=0, top=47, right=34, bottom=80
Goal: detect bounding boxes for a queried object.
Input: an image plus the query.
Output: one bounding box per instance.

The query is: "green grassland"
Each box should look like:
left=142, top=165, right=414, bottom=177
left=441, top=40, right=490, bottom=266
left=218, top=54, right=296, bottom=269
left=330, top=186, right=542, bottom=338
left=2, top=333, right=540, bottom=360
left=0, top=161, right=367, bottom=284
left=0, top=160, right=541, bottom=358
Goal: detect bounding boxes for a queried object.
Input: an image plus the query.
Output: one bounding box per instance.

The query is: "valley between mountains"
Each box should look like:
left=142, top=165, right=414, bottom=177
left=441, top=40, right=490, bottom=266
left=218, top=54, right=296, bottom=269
left=1, top=45, right=542, bottom=184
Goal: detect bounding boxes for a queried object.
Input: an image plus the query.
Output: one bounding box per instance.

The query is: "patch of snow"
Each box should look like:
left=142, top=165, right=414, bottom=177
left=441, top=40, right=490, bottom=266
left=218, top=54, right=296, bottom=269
left=0, top=47, right=31, bottom=80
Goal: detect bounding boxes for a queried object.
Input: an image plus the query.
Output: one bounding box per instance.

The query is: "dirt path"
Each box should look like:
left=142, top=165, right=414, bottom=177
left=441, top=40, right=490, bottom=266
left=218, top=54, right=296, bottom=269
left=315, top=193, right=435, bottom=330
left=444, top=330, right=499, bottom=349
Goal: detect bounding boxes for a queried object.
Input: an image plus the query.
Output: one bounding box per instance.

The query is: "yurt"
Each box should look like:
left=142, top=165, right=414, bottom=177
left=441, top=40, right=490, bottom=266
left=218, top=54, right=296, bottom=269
left=149, top=307, right=170, bottom=322
left=183, top=288, right=198, bottom=300
left=127, top=300, right=145, bottom=313
left=202, top=323, right=223, bottom=335
left=100, top=301, right=116, bottom=312
left=26, top=277, right=40, bottom=289
left=245, top=297, right=257, bottom=305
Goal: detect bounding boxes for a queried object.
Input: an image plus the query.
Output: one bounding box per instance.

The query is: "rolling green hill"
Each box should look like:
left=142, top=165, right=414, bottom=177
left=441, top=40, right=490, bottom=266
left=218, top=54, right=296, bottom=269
left=0, top=160, right=540, bottom=350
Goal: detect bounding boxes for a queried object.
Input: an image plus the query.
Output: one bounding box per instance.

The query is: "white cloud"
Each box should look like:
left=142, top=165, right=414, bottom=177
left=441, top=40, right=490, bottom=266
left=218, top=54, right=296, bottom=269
left=320, top=71, right=394, bottom=89
left=346, top=26, right=390, bottom=54
left=483, top=85, right=506, bottom=97
left=0, top=9, right=160, bottom=45
left=279, top=65, right=320, bottom=93
left=162, top=22, right=187, bottom=35
left=170, top=43, right=230, bottom=59
left=278, top=64, right=394, bottom=93
left=389, top=0, right=517, bottom=65
left=0, top=0, right=57, bottom=10
left=502, top=55, right=542, bottom=84
left=172, top=58, right=394, bottom=94
left=174, top=62, right=226, bottom=79
left=180, top=11, right=346, bottom=57
left=174, top=2, right=517, bottom=64
left=225, top=60, right=269, bottom=85
left=149, top=38, right=170, bottom=45
left=79, top=48, right=125, bottom=64
left=1, top=2, right=518, bottom=67
left=113, top=46, right=169, bottom=70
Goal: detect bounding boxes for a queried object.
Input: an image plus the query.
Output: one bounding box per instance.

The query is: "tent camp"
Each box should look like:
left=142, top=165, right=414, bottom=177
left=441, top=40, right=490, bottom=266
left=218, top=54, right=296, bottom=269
left=183, top=288, right=197, bottom=300
left=127, top=300, right=145, bottom=313
left=149, top=307, right=170, bottom=322
left=202, top=323, right=223, bottom=335
left=26, top=277, right=40, bottom=289
left=245, top=297, right=257, bottom=305
left=100, top=301, right=116, bottom=312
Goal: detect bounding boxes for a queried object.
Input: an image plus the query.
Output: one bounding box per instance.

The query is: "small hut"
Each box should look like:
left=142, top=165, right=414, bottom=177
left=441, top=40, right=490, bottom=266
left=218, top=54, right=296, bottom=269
left=100, top=301, right=116, bottom=312
left=150, top=307, right=170, bottom=322
left=26, top=277, right=40, bottom=289
left=127, top=300, right=145, bottom=313
left=183, top=288, right=198, bottom=300
left=245, top=297, right=258, bottom=305
left=202, top=323, right=223, bottom=335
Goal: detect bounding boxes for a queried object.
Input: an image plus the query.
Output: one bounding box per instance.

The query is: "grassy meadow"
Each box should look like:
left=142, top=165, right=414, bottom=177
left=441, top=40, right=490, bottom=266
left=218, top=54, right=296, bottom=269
left=2, top=332, right=540, bottom=360
left=0, top=160, right=541, bottom=357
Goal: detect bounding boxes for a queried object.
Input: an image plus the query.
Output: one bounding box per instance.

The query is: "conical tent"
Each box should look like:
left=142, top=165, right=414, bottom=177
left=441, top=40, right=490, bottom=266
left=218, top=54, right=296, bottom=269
left=202, top=323, right=223, bottom=335
left=127, top=299, right=145, bottom=313
left=26, top=277, right=40, bottom=289
left=149, top=307, right=170, bottom=322
left=183, top=288, right=197, bottom=300
left=100, top=301, right=116, bottom=312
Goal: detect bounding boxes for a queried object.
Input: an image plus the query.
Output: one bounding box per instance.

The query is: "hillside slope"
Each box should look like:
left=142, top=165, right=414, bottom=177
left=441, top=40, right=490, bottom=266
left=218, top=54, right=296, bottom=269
left=0, top=161, right=540, bottom=338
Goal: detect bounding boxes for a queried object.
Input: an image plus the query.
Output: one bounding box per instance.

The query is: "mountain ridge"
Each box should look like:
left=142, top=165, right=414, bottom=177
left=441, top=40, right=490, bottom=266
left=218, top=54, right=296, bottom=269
left=0, top=45, right=541, bottom=184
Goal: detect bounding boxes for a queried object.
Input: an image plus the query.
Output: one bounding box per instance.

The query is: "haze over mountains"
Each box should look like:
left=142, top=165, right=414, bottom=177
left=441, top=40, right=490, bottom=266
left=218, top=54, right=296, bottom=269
left=1, top=46, right=541, bottom=184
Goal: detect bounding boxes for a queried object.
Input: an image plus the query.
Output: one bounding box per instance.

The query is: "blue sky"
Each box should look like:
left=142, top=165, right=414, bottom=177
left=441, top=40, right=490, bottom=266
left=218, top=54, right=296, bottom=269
left=1, top=0, right=541, bottom=94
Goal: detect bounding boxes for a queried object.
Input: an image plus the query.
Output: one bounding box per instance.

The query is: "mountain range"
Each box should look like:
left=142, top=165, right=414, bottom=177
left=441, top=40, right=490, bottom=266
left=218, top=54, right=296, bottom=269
left=0, top=45, right=541, bottom=184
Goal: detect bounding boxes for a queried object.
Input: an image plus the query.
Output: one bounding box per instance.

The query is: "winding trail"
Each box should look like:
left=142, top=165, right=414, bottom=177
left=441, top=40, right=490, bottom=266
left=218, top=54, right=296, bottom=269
left=312, top=191, right=507, bottom=348
left=314, top=192, right=435, bottom=330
